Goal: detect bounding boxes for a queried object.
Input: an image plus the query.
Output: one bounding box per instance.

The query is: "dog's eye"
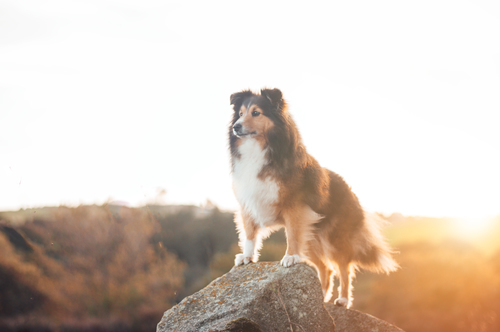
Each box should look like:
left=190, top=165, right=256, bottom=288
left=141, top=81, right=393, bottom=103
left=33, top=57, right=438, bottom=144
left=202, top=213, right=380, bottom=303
left=252, top=111, right=260, bottom=117
left=239, top=112, right=243, bottom=117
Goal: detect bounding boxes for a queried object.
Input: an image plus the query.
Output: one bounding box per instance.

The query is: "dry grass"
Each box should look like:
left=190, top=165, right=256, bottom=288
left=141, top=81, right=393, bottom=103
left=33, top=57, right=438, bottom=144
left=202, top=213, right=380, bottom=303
left=0, top=205, right=185, bottom=331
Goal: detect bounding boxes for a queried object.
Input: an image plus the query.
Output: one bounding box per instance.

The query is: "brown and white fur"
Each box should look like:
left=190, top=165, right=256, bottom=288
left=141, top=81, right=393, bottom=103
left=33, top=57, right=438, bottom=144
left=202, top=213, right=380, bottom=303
left=229, top=88, right=398, bottom=308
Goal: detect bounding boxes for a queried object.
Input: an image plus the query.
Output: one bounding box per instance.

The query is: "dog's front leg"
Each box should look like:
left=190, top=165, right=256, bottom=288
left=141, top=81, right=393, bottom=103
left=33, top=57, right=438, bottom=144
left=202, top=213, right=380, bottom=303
left=235, top=237, right=256, bottom=266
left=234, top=211, right=259, bottom=266
left=280, top=211, right=303, bottom=267
left=281, top=224, right=302, bottom=267
left=280, top=206, right=321, bottom=267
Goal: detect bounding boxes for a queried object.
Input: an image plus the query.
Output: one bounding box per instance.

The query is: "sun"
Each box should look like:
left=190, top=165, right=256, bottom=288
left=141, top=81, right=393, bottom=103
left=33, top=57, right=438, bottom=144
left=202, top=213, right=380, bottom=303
left=453, top=217, right=494, bottom=239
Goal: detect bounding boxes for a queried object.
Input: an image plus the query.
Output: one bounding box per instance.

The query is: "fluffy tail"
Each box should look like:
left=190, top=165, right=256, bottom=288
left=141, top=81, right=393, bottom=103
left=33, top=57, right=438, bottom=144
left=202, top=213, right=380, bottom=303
left=353, top=211, right=399, bottom=274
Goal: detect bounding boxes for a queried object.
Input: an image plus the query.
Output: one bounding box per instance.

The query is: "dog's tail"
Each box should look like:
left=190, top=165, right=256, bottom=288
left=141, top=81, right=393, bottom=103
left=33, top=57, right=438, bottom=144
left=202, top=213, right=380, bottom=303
left=353, top=211, right=399, bottom=274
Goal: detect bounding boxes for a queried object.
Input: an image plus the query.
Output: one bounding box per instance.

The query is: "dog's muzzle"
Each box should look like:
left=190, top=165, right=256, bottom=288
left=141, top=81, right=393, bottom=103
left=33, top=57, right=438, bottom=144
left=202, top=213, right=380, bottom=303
left=233, top=123, right=243, bottom=136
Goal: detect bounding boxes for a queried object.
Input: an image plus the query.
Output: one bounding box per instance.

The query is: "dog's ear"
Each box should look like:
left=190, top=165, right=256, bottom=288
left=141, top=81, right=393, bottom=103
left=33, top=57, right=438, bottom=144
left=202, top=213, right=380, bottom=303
left=261, top=88, right=284, bottom=112
left=230, top=90, right=253, bottom=110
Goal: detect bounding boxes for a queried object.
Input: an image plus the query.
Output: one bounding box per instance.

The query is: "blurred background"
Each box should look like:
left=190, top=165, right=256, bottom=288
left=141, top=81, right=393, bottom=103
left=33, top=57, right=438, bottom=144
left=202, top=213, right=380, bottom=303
left=1, top=0, right=499, bottom=331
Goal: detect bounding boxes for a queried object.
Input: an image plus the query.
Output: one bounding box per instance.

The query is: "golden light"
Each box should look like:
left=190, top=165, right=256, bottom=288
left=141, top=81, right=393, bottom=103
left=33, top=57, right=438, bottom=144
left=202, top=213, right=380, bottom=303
left=453, top=217, right=495, bottom=239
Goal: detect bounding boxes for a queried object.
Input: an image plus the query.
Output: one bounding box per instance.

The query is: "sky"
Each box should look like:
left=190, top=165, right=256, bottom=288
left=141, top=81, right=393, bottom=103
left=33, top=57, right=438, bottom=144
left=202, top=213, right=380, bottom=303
left=1, top=0, right=499, bottom=218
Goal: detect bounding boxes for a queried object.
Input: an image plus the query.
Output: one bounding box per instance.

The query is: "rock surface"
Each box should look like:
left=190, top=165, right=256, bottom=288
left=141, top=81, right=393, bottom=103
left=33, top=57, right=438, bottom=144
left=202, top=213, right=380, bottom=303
left=157, top=261, right=405, bottom=332
left=326, top=304, right=404, bottom=332
left=157, top=262, right=335, bottom=332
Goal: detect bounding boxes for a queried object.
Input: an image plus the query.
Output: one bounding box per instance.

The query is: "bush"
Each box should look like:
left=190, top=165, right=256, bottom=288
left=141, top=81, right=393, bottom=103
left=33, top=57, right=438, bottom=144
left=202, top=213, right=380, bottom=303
left=0, top=205, right=185, bottom=330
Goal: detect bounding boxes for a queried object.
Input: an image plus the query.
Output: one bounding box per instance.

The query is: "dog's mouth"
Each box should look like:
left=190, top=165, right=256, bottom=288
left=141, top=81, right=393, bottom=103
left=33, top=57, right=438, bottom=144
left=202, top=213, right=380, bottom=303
left=234, top=130, right=257, bottom=138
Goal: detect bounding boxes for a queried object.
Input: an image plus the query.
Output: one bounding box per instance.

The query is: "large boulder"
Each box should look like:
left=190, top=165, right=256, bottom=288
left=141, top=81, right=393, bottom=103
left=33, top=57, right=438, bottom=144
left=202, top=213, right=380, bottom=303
left=157, top=261, right=405, bottom=332
left=157, top=262, right=335, bottom=332
left=326, top=304, right=404, bottom=332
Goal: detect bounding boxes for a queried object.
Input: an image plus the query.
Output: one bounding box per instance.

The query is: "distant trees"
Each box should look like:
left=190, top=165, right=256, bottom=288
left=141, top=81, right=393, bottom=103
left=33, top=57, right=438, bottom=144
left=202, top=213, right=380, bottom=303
left=153, top=206, right=238, bottom=298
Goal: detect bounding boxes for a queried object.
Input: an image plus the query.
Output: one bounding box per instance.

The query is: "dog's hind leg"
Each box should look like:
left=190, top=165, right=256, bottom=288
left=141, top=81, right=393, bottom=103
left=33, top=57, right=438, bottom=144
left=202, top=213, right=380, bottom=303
left=334, top=261, right=354, bottom=308
left=308, top=253, right=335, bottom=302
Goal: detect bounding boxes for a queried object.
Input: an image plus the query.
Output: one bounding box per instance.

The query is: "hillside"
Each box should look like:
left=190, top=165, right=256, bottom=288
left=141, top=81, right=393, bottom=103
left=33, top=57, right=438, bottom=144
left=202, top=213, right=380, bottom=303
left=1, top=205, right=500, bottom=331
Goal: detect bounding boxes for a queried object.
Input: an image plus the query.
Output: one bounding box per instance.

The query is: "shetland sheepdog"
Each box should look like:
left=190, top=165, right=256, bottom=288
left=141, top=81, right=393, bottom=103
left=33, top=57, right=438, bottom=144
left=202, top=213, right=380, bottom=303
left=228, top=88, right=398, bottom=308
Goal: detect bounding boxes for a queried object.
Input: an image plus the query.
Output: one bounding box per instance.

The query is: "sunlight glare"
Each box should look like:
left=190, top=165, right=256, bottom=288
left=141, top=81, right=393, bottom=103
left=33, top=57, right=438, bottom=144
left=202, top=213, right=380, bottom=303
left=454, top=217, right=494, bottom=239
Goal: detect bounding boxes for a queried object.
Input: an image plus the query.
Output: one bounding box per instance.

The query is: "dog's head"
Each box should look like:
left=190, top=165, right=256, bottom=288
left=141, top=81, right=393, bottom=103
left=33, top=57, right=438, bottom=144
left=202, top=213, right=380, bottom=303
left=229, top=88, right=286, bottom=138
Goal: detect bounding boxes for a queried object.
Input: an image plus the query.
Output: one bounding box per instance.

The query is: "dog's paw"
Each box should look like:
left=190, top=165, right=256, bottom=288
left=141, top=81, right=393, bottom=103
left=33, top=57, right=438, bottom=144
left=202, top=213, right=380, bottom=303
left=280, top=254, right=301, bottom=267
left=234, top=254, right=253, bottom=266
left=334, top=297, right=350, bottom=308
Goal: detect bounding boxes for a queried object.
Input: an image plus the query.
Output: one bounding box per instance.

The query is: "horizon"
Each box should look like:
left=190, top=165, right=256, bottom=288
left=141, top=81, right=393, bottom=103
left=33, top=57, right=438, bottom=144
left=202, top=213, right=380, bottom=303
left=1, top=0, right=499, bottom=219
left=2, top=202, right=499, bottom=222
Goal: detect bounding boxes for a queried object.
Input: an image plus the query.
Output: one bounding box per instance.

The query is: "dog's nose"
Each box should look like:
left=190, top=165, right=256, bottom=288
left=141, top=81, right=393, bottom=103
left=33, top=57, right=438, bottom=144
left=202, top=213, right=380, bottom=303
left=233, top=123, right=242, bottom=132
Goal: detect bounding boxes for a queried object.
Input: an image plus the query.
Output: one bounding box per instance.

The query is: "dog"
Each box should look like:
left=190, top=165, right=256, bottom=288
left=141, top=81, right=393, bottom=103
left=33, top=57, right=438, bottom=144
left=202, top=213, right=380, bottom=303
left=228, top=88, right=398, bottom=308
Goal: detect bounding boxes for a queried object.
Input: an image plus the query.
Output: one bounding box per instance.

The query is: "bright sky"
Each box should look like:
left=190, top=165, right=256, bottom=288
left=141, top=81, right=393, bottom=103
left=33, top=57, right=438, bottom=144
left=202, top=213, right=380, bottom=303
left=1, top=0, right=499, bottom=218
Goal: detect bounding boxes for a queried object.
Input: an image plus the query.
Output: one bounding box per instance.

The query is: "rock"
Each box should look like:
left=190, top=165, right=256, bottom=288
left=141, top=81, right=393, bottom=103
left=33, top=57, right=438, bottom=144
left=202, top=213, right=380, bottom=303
left=220, top=317, right=263, bottom=332
left=157, top=262, right=336, bottom=332
left=325, top=304, right=404, bottom=332
left=157, top=261, right=406, bottom=332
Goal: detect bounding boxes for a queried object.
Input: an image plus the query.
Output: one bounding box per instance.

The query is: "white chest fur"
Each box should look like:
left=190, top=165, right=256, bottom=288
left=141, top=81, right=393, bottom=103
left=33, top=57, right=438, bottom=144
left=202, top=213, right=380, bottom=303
left=232, top=139, right=280, bottom=227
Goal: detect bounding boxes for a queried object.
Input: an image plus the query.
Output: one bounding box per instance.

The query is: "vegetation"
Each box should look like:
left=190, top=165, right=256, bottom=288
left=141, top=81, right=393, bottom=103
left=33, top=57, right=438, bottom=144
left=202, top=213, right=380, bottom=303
left=0, top=205, right=499, bottom=331
left=0, top=205, right=185, bottom=332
